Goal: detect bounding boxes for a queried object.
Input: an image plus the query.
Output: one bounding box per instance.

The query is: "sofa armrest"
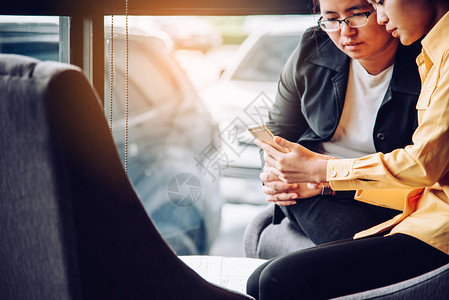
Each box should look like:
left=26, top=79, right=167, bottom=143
left=243, top=204, right=274, bottom=258
left=243, top=203, right=315, bottom=259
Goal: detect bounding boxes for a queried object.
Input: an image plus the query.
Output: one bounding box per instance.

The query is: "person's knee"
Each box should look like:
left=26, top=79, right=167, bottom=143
left=258, top=263, right=285, bottom=299
left=257, top=254, right=320, bottom=300
left=246, top=270, right=260, bottom=298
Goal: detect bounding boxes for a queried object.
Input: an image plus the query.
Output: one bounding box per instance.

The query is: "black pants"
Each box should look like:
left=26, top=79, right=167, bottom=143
left=279, top=194, right=401, bottom=245
left=247, top=234, right=449, bottom=300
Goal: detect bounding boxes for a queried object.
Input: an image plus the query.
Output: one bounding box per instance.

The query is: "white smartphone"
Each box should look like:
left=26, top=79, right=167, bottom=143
left=248, top=125, right=289, bottom=153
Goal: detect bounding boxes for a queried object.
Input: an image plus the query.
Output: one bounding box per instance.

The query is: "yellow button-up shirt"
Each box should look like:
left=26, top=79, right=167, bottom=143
left=327, top=11, right=449, bottom=255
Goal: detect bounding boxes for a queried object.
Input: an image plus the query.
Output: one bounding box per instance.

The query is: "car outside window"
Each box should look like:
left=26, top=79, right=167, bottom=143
left=231, top=34, right=302, bottom=82
left=105, top=15, right=317, bottom=257
left=105, top=16, right=222, bottom=255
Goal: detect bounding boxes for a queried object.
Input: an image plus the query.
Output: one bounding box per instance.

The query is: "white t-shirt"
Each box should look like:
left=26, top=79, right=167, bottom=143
left=317, top=59, right=394, bottom=158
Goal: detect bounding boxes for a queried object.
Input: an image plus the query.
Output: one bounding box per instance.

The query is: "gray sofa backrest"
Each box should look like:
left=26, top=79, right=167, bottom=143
left=0, top=55, right=81, bottom=300
left=0, top=54, right=253, bottom=300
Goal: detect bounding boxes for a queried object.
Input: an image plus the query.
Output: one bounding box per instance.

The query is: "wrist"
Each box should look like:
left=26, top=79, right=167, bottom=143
left=314, top=156, right=331, bottom=183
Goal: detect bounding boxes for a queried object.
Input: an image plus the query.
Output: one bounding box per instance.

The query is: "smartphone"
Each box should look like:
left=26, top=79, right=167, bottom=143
left=248, top=125, right=289, bottom=153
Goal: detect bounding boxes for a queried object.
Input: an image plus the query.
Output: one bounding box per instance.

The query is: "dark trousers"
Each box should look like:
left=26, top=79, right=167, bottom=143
left=247, top=234, right=449, bottom=300
left=279, top=194, right=401, bottom=245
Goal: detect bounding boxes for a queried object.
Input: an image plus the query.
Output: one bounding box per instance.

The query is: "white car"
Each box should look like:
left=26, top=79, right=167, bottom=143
left=104, top=23, right=223, bottom=255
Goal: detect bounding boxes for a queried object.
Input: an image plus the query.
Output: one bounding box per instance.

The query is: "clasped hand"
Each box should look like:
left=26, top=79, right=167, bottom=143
left=260, top=164, right=322, bottom=206
left=255, top=136, right=332, bottom=206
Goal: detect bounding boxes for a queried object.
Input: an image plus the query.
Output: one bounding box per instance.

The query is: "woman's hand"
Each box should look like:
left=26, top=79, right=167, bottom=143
left=255, top=136, right=331, bottom=184
left=260, top=163, right=322, bottom=206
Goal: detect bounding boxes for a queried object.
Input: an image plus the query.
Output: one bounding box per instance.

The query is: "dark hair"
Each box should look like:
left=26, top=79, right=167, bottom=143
left=313, top=0, right=320, bottom=14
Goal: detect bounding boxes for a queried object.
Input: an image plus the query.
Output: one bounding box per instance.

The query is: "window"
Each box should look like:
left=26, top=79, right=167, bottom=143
left=104, top=15, right=317, bottom=256
left=0, top=16, right=70, bottom=62
left=231, top=34, right=303, bottom=82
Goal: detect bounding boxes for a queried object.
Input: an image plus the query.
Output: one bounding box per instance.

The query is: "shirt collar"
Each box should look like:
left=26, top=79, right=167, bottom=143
left=421, top=10, right=449, bottom=65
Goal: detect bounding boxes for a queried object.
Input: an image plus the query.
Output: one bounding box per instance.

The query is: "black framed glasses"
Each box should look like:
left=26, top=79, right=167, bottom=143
left=318, top=10, right=375, bottom=32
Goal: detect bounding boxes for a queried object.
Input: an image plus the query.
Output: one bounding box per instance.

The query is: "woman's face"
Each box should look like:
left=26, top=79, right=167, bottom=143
left=319, top=0, right=397, bottom=61
left=369, top=0, right=436, bottom=45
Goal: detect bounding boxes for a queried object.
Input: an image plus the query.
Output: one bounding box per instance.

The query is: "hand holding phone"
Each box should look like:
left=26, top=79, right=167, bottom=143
left=248, top=125, right=289, bottom=153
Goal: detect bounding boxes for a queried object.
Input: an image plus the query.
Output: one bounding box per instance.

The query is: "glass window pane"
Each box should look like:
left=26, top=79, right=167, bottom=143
left=0, top=15, right=70, bottom=62
left=231, top=34, right=303, bottom=82
left=104, top=15, right=316, bottom=257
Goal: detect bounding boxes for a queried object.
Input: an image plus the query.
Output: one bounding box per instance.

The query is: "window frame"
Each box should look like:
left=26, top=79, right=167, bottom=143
left=0, top=0, right=314, bottom=104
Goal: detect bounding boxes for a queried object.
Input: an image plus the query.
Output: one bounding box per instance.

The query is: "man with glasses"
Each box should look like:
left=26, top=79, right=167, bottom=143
left=254, top=0, right=422, bottom=254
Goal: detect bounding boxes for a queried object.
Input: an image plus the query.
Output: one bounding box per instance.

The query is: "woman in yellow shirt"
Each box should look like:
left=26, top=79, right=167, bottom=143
left=247, top=0, right=449, bottom=299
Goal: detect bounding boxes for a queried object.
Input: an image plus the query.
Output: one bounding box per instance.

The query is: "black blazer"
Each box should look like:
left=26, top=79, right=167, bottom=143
left=267, top=27, right=422, bottom=224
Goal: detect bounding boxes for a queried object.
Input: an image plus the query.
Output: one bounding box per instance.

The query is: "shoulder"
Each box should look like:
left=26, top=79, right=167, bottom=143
left=300, top=26, right=326, bottom=46
left=290, top=26, right=348, bottom=73
left=297, top=26, right=337, bottom=57
left=288, top=26, right=347, bottom=69
left=278, top=26, right=349, bottom=92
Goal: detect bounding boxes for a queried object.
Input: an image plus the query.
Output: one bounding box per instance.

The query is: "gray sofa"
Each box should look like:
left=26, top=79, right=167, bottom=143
left=244, top=203, right=315, bottom=259
left=0, top=54, right=253, bottom=300
left=244, top=203, right=449, bottom=299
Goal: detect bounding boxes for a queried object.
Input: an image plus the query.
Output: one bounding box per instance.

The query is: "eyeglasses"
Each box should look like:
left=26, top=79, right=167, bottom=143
left=318, top=10, right=375, bottom=32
